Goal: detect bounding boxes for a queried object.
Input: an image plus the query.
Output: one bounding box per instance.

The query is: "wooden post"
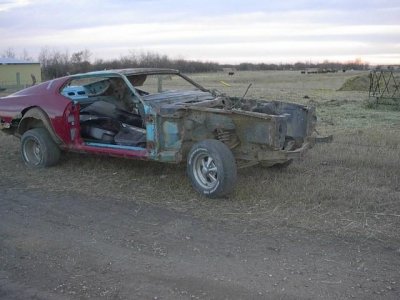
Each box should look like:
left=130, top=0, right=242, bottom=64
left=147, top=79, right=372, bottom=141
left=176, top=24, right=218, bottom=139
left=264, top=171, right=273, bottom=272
left=16, top=72, right=21, bottom=89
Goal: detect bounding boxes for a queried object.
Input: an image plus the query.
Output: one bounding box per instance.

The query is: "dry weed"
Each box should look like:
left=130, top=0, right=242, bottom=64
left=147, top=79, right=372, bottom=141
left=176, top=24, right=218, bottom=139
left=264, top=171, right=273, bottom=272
left=1, top=70, right=399, bottom=243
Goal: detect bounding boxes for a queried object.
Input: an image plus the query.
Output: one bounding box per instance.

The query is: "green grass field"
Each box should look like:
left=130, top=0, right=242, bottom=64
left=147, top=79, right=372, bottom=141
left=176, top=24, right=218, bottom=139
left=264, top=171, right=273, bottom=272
left=1, top=70, right=399, bottom=243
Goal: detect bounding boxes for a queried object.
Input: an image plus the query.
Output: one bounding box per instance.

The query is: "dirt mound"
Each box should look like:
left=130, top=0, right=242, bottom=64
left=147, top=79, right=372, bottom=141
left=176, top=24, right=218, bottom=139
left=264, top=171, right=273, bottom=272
left=338, top=75, right=370, bottom=91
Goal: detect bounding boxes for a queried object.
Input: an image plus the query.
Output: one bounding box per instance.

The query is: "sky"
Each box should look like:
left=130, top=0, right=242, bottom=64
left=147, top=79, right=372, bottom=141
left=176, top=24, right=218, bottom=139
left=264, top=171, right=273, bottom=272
left=0, top=0, right=399, bottom=65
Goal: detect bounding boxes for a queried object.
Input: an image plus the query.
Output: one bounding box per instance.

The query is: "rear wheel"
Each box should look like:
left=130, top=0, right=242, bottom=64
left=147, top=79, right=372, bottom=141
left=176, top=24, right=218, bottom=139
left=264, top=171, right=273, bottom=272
left=21, top=128, right=60, bottom=168
left=187, top=139, right=237, bottom=198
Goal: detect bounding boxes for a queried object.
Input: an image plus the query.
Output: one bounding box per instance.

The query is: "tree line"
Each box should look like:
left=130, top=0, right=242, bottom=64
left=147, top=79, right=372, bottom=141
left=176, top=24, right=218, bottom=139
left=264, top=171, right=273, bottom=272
left=235, top=58, right=369, bottom=72
left=2, top=47, right=369, bottom=81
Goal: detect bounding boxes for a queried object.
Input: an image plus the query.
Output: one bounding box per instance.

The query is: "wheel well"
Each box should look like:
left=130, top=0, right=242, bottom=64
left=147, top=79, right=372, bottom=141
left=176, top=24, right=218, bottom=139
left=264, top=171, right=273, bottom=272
left=18, top=117, right=45, bottom=135
left=17, top=107, right=62, bottom=144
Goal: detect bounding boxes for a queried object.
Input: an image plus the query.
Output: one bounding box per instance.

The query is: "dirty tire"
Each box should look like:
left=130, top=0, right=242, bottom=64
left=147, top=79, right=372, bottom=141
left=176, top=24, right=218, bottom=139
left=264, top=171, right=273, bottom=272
left=187, top=139, right=237, bottom=198
left=21, top=128, right=60, bottom=168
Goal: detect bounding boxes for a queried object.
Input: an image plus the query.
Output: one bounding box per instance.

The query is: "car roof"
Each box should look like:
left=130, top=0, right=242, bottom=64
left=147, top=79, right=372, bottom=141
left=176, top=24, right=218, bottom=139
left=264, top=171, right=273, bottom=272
left=71, top=68, right=180, bottom=78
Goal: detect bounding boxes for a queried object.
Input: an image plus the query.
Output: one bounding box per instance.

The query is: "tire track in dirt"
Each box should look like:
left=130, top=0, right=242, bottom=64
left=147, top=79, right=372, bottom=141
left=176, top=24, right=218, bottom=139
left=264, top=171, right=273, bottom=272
left=0, top=183, right=399, bottom=299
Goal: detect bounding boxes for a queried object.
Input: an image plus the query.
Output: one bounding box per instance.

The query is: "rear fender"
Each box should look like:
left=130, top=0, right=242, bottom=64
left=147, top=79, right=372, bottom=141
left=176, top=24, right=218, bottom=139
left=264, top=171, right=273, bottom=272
left=17, top=107, right=63, bottom=144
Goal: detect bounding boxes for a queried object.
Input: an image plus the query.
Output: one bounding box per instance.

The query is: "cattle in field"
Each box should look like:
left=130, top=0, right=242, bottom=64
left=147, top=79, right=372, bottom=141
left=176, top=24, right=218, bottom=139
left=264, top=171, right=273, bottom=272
left=228, top=72, right=235, bottom=76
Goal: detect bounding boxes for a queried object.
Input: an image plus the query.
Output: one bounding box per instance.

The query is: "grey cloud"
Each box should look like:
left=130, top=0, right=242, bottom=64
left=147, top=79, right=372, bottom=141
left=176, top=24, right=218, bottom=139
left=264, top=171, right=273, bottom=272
left=0, top=0, right=399, bottom=64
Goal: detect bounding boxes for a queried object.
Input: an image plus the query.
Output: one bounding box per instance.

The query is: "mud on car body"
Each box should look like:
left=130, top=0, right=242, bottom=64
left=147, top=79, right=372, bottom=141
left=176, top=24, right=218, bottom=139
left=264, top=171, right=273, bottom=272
left=0, top=68, right=316, bottom=198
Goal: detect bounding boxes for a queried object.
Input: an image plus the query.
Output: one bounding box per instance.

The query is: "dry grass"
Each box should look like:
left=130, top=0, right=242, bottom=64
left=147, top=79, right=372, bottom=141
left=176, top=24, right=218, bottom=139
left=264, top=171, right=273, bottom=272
left=1, top=70, right=399, bottom=243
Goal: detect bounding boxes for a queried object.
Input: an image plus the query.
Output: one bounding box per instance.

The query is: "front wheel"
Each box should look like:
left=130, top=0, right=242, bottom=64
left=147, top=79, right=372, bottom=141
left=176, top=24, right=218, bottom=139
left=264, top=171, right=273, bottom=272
left=187, top=139, right=237, bottom=198
left=21, top=128, right=61, bottom=168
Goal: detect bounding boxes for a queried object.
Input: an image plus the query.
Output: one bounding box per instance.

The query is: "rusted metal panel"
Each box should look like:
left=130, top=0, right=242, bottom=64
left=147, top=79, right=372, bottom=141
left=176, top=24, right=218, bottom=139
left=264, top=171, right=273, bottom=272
left=0, top=68, right=317, bottom=167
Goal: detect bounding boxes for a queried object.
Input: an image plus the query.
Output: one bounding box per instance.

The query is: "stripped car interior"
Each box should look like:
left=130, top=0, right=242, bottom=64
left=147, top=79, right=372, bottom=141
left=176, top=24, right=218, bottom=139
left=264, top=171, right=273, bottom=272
left=0, top=68, right=317, bottom=197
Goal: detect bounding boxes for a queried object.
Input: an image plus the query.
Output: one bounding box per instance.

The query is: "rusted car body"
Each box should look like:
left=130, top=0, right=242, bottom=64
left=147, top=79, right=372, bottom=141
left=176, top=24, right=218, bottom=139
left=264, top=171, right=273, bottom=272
left=0, top=68, right=316, bottom=197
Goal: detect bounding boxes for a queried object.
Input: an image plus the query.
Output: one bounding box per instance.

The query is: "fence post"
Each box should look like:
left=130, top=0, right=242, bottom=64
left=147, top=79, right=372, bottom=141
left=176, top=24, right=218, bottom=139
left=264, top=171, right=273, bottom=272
left=16, top=72, right=21, bottom=89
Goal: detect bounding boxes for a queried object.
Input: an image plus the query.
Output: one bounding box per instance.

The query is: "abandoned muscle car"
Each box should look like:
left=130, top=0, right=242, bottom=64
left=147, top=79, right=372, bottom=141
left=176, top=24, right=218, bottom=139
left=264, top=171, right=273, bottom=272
left=0, top=68, right=316, bottom=197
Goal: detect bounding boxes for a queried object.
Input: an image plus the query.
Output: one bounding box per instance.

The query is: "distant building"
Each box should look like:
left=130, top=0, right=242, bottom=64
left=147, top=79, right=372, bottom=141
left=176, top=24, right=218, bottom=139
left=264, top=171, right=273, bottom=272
left=0, top=58, right=41, bottom=88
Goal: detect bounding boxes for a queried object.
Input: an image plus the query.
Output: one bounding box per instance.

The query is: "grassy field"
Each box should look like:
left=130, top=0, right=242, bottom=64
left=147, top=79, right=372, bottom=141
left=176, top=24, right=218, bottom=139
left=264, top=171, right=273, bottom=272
left=1, top=70, right=399, bottom=244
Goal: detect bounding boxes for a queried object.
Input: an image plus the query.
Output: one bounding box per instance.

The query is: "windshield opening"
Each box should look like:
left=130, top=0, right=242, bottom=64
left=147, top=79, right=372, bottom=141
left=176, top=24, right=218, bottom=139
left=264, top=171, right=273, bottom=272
left=127, top=74, right=203, bottom=95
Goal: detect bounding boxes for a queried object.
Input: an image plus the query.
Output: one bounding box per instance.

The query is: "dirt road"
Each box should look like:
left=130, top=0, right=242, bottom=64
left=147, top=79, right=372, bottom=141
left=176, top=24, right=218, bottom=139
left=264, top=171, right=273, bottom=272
left=0, top=176, right=398, bottom=300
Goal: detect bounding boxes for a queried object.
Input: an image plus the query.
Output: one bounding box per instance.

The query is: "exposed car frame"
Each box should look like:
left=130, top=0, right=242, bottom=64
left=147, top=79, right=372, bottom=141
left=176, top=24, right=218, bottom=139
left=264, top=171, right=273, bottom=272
left=0, top=68, right=317, bottom=197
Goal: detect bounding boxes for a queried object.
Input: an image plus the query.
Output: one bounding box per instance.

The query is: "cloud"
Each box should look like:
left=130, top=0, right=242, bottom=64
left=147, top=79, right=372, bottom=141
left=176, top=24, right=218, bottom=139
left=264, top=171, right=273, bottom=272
left=0, top=0, right=31, bottom=12
left=0, top=0, right=399, bottom=64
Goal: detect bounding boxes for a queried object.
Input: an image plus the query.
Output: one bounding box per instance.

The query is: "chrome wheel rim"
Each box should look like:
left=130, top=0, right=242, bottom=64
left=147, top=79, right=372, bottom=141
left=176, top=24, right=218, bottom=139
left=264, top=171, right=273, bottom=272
left=192, top=151, right=219, bottom=190
left=23, top=138, right=42, bottom=166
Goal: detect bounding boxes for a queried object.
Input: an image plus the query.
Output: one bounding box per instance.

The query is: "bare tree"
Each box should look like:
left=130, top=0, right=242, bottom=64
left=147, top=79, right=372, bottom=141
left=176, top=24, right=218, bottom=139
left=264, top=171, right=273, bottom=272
left=70, top=49, right=92, bottom=73
left=20, top=49, right=33, bottom=61
left=1, top=47, right=16, bottom=58
left=39, top=47, right=71, bottom=79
